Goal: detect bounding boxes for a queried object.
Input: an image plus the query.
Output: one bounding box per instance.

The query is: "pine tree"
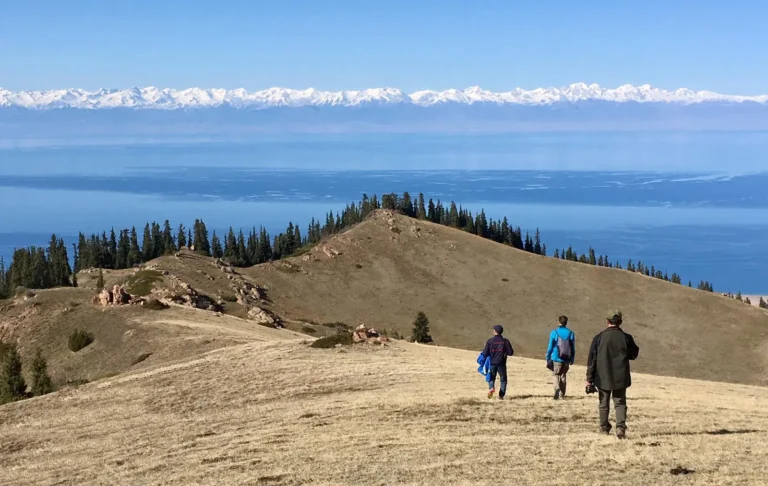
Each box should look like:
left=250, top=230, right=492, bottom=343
left=533, top=229, right=542, bottom=255
left=187, top=229, right=193, bottom=249
left=0, top=343, right=27, bottom=404
left=211, top=231, right=224, bottom=259
left=108, top=229, right=118, bottom=268
left=162, top=220, right=175, bottom=254
left=588, top=248, right=597, bottom=266
left=177, top=224, right=187, bottom=249
left=128, top=227, right=142, bottom=267
left=417, top=193, right=427, bottom=219
left=151, top=222, right=163, bottom=259
left=141, top=223, right=153, bottom=262
left=412, top=311, right=433, bottom=344
left=759, top=297, right=768, bottom=309
left=224, top=227, right=237, bottom=262
left=30, top=349, right=53, bottom=397
left=237, top=230, right=249, bottom=266
left=116, top=229, right=129, bottom=269
left=0, top=256, right=6, bottom=299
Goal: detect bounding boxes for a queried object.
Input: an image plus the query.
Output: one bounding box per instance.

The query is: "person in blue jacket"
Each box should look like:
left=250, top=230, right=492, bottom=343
left=482, top=325, right=514, bottom=400
left=546, top=315, right=575, bottom=400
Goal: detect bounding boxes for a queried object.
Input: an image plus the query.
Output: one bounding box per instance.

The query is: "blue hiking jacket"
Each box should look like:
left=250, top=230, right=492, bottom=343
left=546, top=326, right=575, bottom=365
left=476, top=352, right=492, bottom=382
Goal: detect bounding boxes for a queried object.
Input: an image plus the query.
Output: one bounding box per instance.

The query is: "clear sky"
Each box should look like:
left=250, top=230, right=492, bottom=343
left=1, top=0, right=766, bottom=93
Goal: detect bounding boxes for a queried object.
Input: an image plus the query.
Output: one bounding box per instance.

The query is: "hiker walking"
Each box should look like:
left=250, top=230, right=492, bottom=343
left=482, top=325, right=514, bottom=400
left=546, top=315, right=575, bottom=400
left=586, top=310, right=640, bottom=439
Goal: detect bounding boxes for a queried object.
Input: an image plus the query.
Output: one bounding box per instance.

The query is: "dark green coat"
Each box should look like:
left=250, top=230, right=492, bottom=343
left=586, top=327, right=639, bottom=390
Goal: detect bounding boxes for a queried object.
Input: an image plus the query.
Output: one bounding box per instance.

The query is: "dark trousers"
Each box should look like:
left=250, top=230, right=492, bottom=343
left=599, top=388, right=627, bottom=430
left=489, top=363, right=507, bottom=397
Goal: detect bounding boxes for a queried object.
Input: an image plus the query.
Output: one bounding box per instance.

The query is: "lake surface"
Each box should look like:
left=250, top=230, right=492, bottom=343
left=1, top=132, right=767, bottom=293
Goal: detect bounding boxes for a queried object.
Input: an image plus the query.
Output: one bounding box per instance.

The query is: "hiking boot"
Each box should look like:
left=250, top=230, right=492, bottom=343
left=600, top=427, right=612, bottom=435
left=487, top=388, right=495, bottom=399
left=554, top=389, right=560, bottom=400
left=616, top=428, right=626, bottom=440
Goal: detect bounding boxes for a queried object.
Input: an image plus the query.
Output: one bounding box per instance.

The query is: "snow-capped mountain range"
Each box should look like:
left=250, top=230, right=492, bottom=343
left=2, top=83, right=767, bottom=110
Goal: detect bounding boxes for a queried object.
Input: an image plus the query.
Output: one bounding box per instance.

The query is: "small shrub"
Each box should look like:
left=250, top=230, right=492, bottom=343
left=310, top=332, right=353, bottom=349
left=30, top=349, right=53, bottom=397
left=125, top=270, right=163, bottom=296
left=501, top=278, right=509, bottom=282
left=68, top=329, right=95, bottom=352
left=300, top=325, right=317, bottom=334
left=222, top=294, right=238, bottom=303
left=355, top=263, right=363, bottom=269
left=321, top=322, right=352, bottom=331
left=143, top=298, right=169, bottom=311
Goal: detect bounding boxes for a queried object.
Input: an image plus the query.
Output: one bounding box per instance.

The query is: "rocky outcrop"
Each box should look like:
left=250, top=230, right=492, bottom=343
left=112, top=285, right=131, bottom=305
left=91, top=285, right=131, bottom=307
left=351, top=324, right=391, bottom=345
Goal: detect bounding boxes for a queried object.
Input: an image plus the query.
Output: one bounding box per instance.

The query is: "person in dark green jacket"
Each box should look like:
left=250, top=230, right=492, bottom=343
left=586, top=310, right=640, bottom=439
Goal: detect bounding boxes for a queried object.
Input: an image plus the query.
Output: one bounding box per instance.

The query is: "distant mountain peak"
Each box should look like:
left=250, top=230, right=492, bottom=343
left=1, top=83, right=767, bottom=110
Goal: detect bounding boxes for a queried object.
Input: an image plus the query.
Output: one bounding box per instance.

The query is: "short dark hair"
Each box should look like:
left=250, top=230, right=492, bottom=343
left=558, top=315, right=568, bottom=326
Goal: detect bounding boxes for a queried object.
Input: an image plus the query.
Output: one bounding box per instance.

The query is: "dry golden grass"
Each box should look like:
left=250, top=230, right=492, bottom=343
left=243, top=211, right=768, bottom=386
left=1, top=337, right=767, bottom=485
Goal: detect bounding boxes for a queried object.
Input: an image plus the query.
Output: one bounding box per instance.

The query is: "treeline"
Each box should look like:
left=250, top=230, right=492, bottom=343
left=551, top=246, right=714, bottom=291
left=0, top=191, right=718, bottom=299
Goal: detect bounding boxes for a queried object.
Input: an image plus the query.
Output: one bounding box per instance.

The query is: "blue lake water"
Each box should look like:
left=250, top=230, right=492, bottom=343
left=1, top=132, right=767, bottom=293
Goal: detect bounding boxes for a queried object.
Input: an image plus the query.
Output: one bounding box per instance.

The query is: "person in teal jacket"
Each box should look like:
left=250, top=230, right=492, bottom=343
left=546, top=315, right=575, bottom=400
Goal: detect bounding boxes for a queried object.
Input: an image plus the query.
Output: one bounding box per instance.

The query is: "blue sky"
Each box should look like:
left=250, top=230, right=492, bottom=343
left=1, top=0, right=767, bottom=93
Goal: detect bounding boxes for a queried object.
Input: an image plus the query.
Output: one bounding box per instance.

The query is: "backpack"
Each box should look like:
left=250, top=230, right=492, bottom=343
left=555, top=329, right=572, bottom=361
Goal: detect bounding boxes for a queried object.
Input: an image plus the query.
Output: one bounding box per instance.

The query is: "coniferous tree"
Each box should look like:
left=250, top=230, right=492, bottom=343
left=116, top=230, right=129, bottom=269
left=533, top=229, right=543, bottom=255
left=211, top=231, right=224, bottom=259
left=151, top=222, right=163, bottom=259
left=224, top=227, right=237, bottom=262
left=141, top=224, right=153, bottom=262
left=759, top=297, right=768, bottom=309
left=177, top=224, right=187, bottom=249
left=257, top=227, right=272, bottom=264
left=194, top=220, right=211, bottom=256
left=237, top=230, right=249, bottom=266
left=30, top=349, right=53, bottom=397
left=0, top=343, right=27, bottom=404
left=412, top=312, right=433, bottom=344
left=0, top=257, right=6, bottom=299
left=128, top=227, right=142, bottom=267
left=162, top=220, right=175, bottom=254
left=187, top=229, right=193, bottom=249
left=524, top=232, right=534, bottom=253
left=417, top=193, right=427, bottom=219
left=108, top=229, right=118, bottom=268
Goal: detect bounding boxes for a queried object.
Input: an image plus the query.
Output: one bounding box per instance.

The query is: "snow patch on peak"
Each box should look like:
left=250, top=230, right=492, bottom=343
left=1, top=84, right=767, bottom=110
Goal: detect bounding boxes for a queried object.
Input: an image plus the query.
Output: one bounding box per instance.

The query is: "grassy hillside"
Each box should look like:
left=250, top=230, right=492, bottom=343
left=241, top=210, right=768, bottom=386
left=1, top=339, right=766, bottom=485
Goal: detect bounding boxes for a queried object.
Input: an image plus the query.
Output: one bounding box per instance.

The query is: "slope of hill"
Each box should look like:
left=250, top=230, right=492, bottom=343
left=243, top=210, right=768, bottom=386
left=1, top=339, right=767, bottom=485
left=0, top=261, right=307, bottom=387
